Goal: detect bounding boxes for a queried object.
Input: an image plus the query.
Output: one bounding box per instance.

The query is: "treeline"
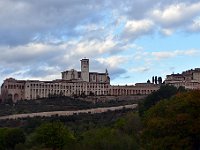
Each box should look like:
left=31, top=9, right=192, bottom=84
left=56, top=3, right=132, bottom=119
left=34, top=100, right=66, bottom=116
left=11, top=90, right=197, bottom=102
left=139, top=85, right=199, bottom=149
left=0, top=85, right=199, bottom=150
left=0, top=114, right=141, bottom=150
left=0, top=109, right=140, bottom=150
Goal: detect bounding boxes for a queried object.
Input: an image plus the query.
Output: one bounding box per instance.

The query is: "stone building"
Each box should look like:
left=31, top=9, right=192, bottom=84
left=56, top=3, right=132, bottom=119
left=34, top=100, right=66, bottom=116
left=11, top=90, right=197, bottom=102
left=109, top=83, right=159, bottom=96
left=165, top=68, right=200, bottom=89
left=1, top=58, right=159, bottom=103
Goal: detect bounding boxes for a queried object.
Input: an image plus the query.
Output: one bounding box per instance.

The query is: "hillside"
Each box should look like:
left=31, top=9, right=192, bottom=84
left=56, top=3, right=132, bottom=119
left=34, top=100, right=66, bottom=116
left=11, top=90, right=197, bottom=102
left=0, top=96, right=139, bottom=116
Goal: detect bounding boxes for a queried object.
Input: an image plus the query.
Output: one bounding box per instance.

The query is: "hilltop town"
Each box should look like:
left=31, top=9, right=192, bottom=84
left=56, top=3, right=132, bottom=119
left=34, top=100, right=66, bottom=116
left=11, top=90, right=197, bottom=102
left=1, top=58, right=159, bottom=103
left=1, top=58, right=200, bottom=103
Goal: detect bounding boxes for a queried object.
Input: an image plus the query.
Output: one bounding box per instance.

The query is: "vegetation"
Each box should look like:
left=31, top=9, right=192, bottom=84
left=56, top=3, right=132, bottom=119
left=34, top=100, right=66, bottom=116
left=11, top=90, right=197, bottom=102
left=141, top=90, right=200, bottom=149
left=139, top=85, right=184, bottom=116
left=30, top=122, right=75, bottom=150
left=0, top=109, right=140, bottom=150
left=0, top=96, right=139, bottom=116
left=0, top=86, right=199, bottom=150
left=0, top=128, right=25, bottom=150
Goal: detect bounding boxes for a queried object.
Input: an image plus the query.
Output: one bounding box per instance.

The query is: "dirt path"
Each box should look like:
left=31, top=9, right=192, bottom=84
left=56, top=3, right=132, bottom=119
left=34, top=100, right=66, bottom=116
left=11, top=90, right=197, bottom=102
left=0, top=104, right=138, bottom=120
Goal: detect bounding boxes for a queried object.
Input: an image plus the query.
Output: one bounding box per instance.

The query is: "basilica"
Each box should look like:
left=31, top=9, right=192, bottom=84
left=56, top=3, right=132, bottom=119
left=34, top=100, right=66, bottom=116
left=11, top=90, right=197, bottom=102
left=1, top=58, right=159, bottom=102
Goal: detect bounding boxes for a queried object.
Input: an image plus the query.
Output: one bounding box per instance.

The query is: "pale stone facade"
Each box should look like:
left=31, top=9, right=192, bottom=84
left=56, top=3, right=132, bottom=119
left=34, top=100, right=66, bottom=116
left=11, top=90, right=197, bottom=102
left=81, top=58, right=89, bottom=82
left=165, top=68, right=200, bottom=89
left=1, top=58, right=159, bottom=102
left=109, top=83, right=158, bottom=96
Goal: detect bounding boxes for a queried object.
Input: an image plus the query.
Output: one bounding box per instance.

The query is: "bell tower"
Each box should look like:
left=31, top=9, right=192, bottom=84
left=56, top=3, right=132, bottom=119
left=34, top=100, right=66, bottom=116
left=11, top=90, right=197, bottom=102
left=81, top=58, right=89, bottom=82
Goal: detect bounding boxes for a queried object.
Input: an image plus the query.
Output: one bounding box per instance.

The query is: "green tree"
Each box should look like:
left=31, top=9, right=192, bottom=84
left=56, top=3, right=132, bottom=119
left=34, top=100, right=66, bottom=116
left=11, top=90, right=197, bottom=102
left=141, top=90, right=200, bottom=150
left=33, top=121, right=75, bottom=150
left=139, top=85, right=178, bottom=116
left=114, top=112, right=142, bottom=136
left=0, top=128, right=7, bottom=150
left=155, top=76, right=158, bottom=84
left=158, top=77, right=162, bottom=84
left=14, top=143, right=26, bottom=150
left=80, top=127, right=138, bottom=150
left=0, top=128, right=25, bottom=150
left=152, top=76, right=154, bottom=84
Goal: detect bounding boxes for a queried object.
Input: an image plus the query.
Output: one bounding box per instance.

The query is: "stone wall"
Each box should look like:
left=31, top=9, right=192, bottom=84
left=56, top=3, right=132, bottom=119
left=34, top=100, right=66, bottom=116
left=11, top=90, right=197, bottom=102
left=79, top=95, right=146, bottom=102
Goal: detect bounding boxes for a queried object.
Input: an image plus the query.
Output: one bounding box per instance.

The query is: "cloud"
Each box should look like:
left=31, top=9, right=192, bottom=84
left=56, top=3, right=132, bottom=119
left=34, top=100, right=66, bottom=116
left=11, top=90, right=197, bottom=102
left=131, top=67, right=150, bottom=73
left=110, top=0, right=157, bottom=19
left=0, top=0, right=200, bottom=47
left=0, top=35, right=129, bottom=67
left=152, top=49, right=199, bottom=60
left=0, top=36, right=131, bottom=82
left=121, top=19, right=154, bottom=41
left=0, top=0, right=107, bottom=45
left=160, top=28, right=174, bottom=36
left=0, top=0, right=200, bottom=86
left=24, top=65, right=60, bottom=78
left=96, top=55, right=131, bottom=67
left=187, top=18, right=200, bottom=32
left=0, top=43, right=66, bottom=66
left=70, top=38, right=117, bottom=56
left=96, top=56, right=129, bottom=79
left=151, top=2, right=200, bottom=28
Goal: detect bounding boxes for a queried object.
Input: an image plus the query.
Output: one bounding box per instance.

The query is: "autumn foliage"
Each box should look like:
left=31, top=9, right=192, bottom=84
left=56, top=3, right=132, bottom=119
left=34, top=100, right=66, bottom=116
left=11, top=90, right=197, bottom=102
left=141, top=90, right=200, bottom=150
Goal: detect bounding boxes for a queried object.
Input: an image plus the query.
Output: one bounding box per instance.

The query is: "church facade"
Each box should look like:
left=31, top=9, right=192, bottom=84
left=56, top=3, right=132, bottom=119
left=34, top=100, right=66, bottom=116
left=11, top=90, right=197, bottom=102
left=1, top=58, right=159, bottom=102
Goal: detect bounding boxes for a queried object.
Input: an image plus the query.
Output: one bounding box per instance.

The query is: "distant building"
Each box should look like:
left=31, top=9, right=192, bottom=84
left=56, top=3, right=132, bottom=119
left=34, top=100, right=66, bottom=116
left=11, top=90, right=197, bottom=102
left=1, top=58, right=159, bottom=103
left=165, top=68, right=200, bottom=89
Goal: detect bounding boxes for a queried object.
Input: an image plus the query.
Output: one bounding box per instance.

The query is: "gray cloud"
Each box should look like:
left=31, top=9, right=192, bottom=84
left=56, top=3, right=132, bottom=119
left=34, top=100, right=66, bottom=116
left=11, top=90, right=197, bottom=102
left=23, top=65, right=60, bottom=78
left=151, top=49, right=200, bottom=60
left=121, top=19, right=155, bottom=41
left=0, top=39, right=128, bottom=82
left=0, top=0, right=107, bottom=45
left=131, top=67, right=150, bottom=73
left=1, top=0, right=200, bottom=46
left=110, top=0, right=200, bottom=20
left=151, top=2, right=200, bottom=29
left=0, top=0, right=200, bottom=85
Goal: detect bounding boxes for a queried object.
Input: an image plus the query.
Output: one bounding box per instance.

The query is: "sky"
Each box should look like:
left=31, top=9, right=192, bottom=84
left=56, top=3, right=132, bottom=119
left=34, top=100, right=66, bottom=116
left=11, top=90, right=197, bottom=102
left=0, top=0, right=200, bottom=85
